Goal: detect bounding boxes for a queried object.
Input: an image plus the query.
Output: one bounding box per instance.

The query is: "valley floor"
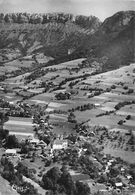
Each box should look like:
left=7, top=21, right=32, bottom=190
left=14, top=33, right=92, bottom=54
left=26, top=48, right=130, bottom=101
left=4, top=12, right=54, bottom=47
left=0, top=58, right=135, bottom=195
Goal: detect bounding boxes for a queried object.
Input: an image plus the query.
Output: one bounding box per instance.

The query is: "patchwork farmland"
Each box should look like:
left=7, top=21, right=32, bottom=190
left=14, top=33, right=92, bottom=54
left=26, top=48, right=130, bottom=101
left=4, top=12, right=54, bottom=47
left=0, top=10, right=135, bottom=195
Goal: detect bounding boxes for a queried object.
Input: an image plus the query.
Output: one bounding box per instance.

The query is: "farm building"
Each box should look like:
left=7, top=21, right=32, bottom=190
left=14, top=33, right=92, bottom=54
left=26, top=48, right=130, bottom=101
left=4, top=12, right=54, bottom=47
left=115, top=182, right=123, bottom=188
left=29, top=138, right=40, bottom=145
left=5, top=149, right=17, bottom=155
left=38, top=140, right=47, bottom=146
left=52, top=139, right=68, bottom=150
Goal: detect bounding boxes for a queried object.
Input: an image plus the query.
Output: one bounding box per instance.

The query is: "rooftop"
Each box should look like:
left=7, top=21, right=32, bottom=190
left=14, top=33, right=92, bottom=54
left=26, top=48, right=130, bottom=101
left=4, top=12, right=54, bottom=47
left=53, top=139, right=68, bottom=145
left=115, top=182, right=123, bottom=187
left=5, top=149, right=17, bottom=154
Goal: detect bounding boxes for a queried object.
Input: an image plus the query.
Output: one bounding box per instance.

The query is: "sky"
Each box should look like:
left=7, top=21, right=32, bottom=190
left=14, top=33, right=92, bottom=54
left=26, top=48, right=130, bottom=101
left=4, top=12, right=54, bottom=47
left=0, top=0, right=135, bottom=21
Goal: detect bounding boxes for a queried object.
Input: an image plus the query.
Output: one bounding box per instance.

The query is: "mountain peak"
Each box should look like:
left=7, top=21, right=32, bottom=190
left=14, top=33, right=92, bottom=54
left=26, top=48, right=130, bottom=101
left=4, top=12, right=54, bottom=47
left=102, top=10, right=135, bottom=29
left=100, top=10, right=135, bottom=34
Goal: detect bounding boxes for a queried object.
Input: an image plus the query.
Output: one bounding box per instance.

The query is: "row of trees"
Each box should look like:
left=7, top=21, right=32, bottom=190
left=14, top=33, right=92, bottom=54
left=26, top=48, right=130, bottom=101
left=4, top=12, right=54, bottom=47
left=115, top=100, right=135, bottom=110
left=0, top=13, right=100, bottom=26
left=68, top=103, right=95, bottom=112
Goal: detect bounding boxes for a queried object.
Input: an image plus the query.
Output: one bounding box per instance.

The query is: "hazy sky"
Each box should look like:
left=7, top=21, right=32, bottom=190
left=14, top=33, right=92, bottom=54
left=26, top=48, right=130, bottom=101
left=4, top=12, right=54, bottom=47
left=0, top=0, right=135, bottom=21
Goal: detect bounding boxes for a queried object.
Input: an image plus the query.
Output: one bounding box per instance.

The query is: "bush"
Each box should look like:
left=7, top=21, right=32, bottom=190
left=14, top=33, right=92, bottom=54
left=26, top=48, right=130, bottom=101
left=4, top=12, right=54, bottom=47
left=118, top=120, right=124, bottom=125
left=5, top=135, right=19, bottom=148
left=106, top=88, right=111, bottom=92
left=127, top=89, right=134, bottom=94
left=123, top=85, right=128, bottom=90
left=68, top=112, right=76, bottom=123
left=111, top=85, right=116, bottom=89
left=126, top=115, right=131, bottom=120
left=75, top=181, right=91, bottom=195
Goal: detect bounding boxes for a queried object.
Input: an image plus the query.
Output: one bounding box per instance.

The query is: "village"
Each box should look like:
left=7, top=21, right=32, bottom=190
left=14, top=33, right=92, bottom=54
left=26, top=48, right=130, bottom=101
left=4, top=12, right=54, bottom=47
left=0, top=95, right=135, bottom=195
left=0, top=9, right=135, bottom=194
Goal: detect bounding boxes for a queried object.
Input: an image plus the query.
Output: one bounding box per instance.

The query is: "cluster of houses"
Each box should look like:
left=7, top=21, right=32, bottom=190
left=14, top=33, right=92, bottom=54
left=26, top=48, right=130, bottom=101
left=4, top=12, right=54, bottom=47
left=4, top=136, right=68, bottom=157
left=2, top=131, right=135, bottom=195
left=99, top=155, right=134, bottom=192
left=1, top=98, right=135, bottom=195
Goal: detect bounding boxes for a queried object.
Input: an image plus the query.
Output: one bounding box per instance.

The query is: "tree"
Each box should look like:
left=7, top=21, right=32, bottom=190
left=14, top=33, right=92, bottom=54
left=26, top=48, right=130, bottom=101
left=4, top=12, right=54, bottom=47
left=129, top=164, right=135, bottom=183
left=18, top=13, right=28, bottom=23
left=68, top=134, right=77, bottom=143
left=55, top=92, right=71, bottom=100
left=75, top=181, right=91, bottom=195
left=4, top=14, right=12, bottom=23
left=0, top=128, right=9, bottom=140
left=61, top=165, right=68, bottom=174
left=35, top=15, right=43, bottom=24
left=118, top=120, right=124, bottom=125
left=20, top=141, right=31, bottom=154
left=42, top=167, right=77, bottom=195
left=42, top=167, right=61, bottom=190
left=41, top=176, right=54, bottom=190
left=128, top=133, right=134, bottom=145
left=1, top=158, right=15, bottom=182
left=5, top=135, right=19, bottom=148
left=128, top=89, right=134, bottom=94
left=11, top=13, right=18, bottom=23
left=16, top=162, right=29, bottom=177
left=111, top=85, right=116, bottom=89
left=59, top=170, right=76, bottom=195
left=83, top=142, right=93, bottom=155
left=29, top=14, right=43, bottom=24
left=126, top=115, right=131, bottom=120
left=0, top=13, right=4, bottom=23
left=0, top=111, right=9, bottom=125
left=68, top=112, right=76, bottom=123
left=110, top=167, right=120, bottom=177
left=97, top=174, right=108, bottom=183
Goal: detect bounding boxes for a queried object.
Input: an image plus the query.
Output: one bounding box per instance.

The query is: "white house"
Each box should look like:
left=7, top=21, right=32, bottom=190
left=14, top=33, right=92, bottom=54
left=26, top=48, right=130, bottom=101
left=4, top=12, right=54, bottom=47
left=94, top=103, right=101, bottom=107
left=127, top=175, right=132, bottom=180
left=5, top=149, right=17, bottom=156
left=115, top=182, right=123, bottom=188
left=52, top=139, right=68, bottom=150
left=29, top=138, right=39, bottom=145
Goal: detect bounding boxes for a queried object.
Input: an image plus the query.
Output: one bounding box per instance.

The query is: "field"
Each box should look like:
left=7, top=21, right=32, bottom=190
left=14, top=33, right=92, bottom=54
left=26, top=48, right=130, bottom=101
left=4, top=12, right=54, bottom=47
left=103, top=147, right=135, bottom=163
left=1, top=58, right=135, bottom=164
left=0, top=91, right=22, bottom=103
left=75, top=109, right=104, bottom=122
left=0, top=176, right=19, bottom=195
left=4, top=117, right=35, bottom=140
left=43, top=58, right=86, bottom=70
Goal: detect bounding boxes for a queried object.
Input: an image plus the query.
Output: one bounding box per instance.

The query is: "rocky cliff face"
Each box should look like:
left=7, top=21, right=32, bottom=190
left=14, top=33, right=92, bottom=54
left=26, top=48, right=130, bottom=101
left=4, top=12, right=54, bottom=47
left=0, top=12, right=101, bottom=28
left=0, top=13, right=101, bottom=59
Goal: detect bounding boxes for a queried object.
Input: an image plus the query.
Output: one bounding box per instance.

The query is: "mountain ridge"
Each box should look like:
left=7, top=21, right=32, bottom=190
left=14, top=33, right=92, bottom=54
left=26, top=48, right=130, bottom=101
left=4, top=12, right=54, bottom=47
left=73, top=10, right=135, bottom=70
left=0, top=10, right=134, bottom=72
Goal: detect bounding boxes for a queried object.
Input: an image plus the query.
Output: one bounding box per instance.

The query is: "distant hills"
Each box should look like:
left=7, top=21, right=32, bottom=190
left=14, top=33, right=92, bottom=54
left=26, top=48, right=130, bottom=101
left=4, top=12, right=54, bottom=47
left=0, top=11, right=134, bottom=71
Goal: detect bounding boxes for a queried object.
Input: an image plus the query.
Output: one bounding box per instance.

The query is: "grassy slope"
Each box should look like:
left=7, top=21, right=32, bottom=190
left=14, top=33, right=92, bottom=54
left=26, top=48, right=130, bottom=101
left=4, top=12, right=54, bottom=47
left=0, top=175, right=19, bottom=195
